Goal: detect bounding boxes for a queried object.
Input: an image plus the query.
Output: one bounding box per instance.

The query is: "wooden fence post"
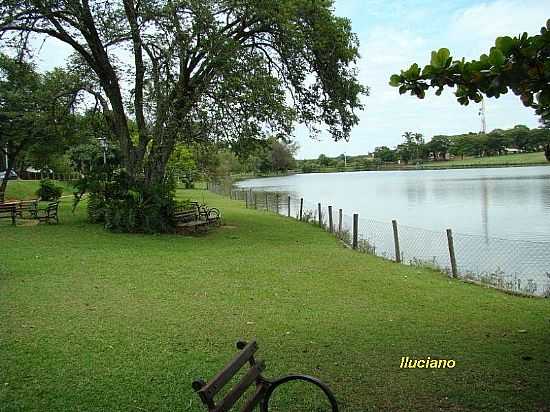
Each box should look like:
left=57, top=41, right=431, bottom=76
left=446, top=229, right=458, bottom=278
left=318, top=203, right=322, bottom=227
left=276, top=194, right=280, bottom=214
left=299, top=198, right=303, bottom=221
left=265, top=193, right=269, bottom=210
left=328, top=206, right=333, bottom=233
left=245, top=192, right=248, bottom=208
left=254, top=193, right=257, bottom=209
left=392, top=219, right=401, bottom=263
left=287, top=196, right=291, bottom=217
left=338, top=209, right=343, bottom=233
left=352, top=214, right=358, bottom=249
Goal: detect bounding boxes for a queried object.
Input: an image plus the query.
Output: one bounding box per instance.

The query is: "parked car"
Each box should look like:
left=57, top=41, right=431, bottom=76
left=0, top=170, right=18, bottom=180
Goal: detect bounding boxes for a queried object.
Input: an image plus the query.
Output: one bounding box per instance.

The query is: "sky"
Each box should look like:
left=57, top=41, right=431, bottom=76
left=29, top=0, right=550, bottom=159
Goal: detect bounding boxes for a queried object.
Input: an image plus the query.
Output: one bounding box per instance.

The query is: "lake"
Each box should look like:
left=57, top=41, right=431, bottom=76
left=236, top=166, right=550, bottom=242
left=235, top=166, right=550, bottom=296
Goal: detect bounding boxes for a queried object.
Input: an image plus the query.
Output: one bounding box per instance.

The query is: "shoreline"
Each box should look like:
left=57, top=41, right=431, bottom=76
left=231, top=160, right=550, bottom=181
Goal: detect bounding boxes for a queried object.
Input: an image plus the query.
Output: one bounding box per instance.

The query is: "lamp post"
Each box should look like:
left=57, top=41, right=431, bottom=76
left=97, top=137, right=108, bottom=165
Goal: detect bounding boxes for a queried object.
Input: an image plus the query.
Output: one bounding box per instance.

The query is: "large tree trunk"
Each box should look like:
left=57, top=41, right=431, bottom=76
left=0, top=154, right=16, bottom=202
left=544, top=144, right=550, bottom=162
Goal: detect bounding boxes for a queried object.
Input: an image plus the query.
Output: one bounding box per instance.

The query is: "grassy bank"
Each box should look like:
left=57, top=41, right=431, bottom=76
left=1, top=184, right=549, bottom=411
left=429, top=151, right=548, bottom=168
left=3, top=180, right=74, bottom=201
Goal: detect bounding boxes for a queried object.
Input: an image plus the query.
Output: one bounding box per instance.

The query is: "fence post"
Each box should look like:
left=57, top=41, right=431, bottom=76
left=446, top=229, right=458, bottom=278
left=392, top=219, right=401, bottom=263
left=318, top=203, right=322, bottom=227
left=352, top=214, right=358, bottom=249
left=276, top=194, right=279, bottom=214
left=287, top=196, right=291, bottom=217
left=338, top=209, right=343, bottom=233
left=245, top=191, right=248, bottom=208
left=265, top=193, right=269, bottom=210
left=254, top=193, right=257, bottom=209
left=328, top=206, right=333, bottom=233
left=299, top=198, right=303, bottom=221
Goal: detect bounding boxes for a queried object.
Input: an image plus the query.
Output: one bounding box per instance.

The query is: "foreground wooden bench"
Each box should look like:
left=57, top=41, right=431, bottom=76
left=0, top=203, right=17, bottom=225
left=193, top=340, right=338, bottom=412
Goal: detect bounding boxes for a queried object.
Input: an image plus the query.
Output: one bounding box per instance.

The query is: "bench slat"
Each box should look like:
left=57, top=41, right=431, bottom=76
left=240, top=383, right=268, bottom=412
left=199, top=340, right=258, bottom=402
left=213, top=360, right=265, bottom=412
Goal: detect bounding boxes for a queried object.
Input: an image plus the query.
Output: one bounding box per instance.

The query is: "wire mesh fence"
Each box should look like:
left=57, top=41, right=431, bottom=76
left=209, top=182, right=550, bottom=297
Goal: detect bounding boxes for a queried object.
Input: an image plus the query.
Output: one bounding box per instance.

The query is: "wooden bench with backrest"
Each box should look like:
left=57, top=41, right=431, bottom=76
left=37, top=201, right=59, bottom=224
left=174, top=203, right=208, bottom=233
left=192, top=340, right=338, bottom=412
left=0, top=203, right=17, bottom=225
left=17, top=200, right=38, bottom=219
left=174, top=202, right=221, bottom=233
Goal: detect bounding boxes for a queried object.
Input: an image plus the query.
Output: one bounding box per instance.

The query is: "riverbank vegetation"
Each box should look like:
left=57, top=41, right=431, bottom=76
left=1, top=184, right=549, bottom=411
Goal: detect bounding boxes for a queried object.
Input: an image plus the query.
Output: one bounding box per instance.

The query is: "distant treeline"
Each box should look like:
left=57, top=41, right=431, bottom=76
left=296, top=125, right=550, bottom=172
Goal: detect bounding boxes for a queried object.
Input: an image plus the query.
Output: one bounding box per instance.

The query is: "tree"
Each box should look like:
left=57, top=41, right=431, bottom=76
left=390, top=20, right=550, bottom=152
left=426, top=135, right=450, bottom=160
left=373, top=146, right=396, bottom=162
left=399, top=131, right=424, bottom=162
left=168, top=144, right=197, bottom=188
left=0, top=54, right=80, bottom=200
left=317, top=154, right=333, bottom=168
left=505, top=125, right=531, bottom=151
left=271, top=139, right=297, bottom=172
left=1, top=0, right=366, bottom=189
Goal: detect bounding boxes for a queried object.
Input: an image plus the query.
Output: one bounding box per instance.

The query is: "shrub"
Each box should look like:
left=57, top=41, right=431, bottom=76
left=87, top=192, right=106, bottom=223
left=36, top=179, right=63, bottom=201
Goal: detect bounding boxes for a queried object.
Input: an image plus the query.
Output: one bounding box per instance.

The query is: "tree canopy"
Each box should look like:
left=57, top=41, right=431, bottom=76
left=0, top=53, right=83, bottom=199
left=1, top=0, right=367, bottom=186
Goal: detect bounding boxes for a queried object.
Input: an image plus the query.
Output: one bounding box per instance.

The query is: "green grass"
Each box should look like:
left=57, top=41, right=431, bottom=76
left=429, top=151, right=548, bottom=168
left=1, top=184, right=549, bottom=411
left=4, top=180, right=74, bottom=201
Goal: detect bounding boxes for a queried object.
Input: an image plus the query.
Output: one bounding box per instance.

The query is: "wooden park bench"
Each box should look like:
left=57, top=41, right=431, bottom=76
left=0, top=203, right=17, bottom=225
left=175, top=202, right=221, bottom=234
left=192, top=340, right=338, bottom=412
left=17, top=200, right=38, bottom=219
left=37, top=201, right=59, bottom=224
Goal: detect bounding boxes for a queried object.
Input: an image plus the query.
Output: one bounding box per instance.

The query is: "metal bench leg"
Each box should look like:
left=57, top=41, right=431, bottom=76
left=260, top=375, right=338, bottom=412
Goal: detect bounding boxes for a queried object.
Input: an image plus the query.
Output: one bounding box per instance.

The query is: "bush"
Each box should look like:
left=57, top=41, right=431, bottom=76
left=36, top=179, right=63, bottom=201
left=87, top=192, right=106, bottom=223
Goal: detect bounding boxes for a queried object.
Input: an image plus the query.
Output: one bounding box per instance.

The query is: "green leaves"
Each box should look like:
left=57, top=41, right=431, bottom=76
left=489, top=47, right=505, bottom=67
left=495, top=36, right=515, bottom=54
left=430, top=48, right=451, bottom=69
left=389, top=74, right=401, bottom=87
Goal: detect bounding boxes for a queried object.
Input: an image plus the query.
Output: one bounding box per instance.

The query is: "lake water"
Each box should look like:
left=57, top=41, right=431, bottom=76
left=235, top=166, right=550, bottom=296
left=236, top=166, right=550, bottom=242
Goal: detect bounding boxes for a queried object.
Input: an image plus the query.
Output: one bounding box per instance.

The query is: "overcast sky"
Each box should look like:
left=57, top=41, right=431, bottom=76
left=31, top=0, right=550, bottom=159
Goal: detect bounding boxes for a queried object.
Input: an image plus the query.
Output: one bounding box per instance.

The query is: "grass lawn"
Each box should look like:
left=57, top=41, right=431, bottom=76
left=430, top=151, right=548, bottom=168
left=3, top=180, right=74, bottom=201
left=1, top=181, right=549, bottom=411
